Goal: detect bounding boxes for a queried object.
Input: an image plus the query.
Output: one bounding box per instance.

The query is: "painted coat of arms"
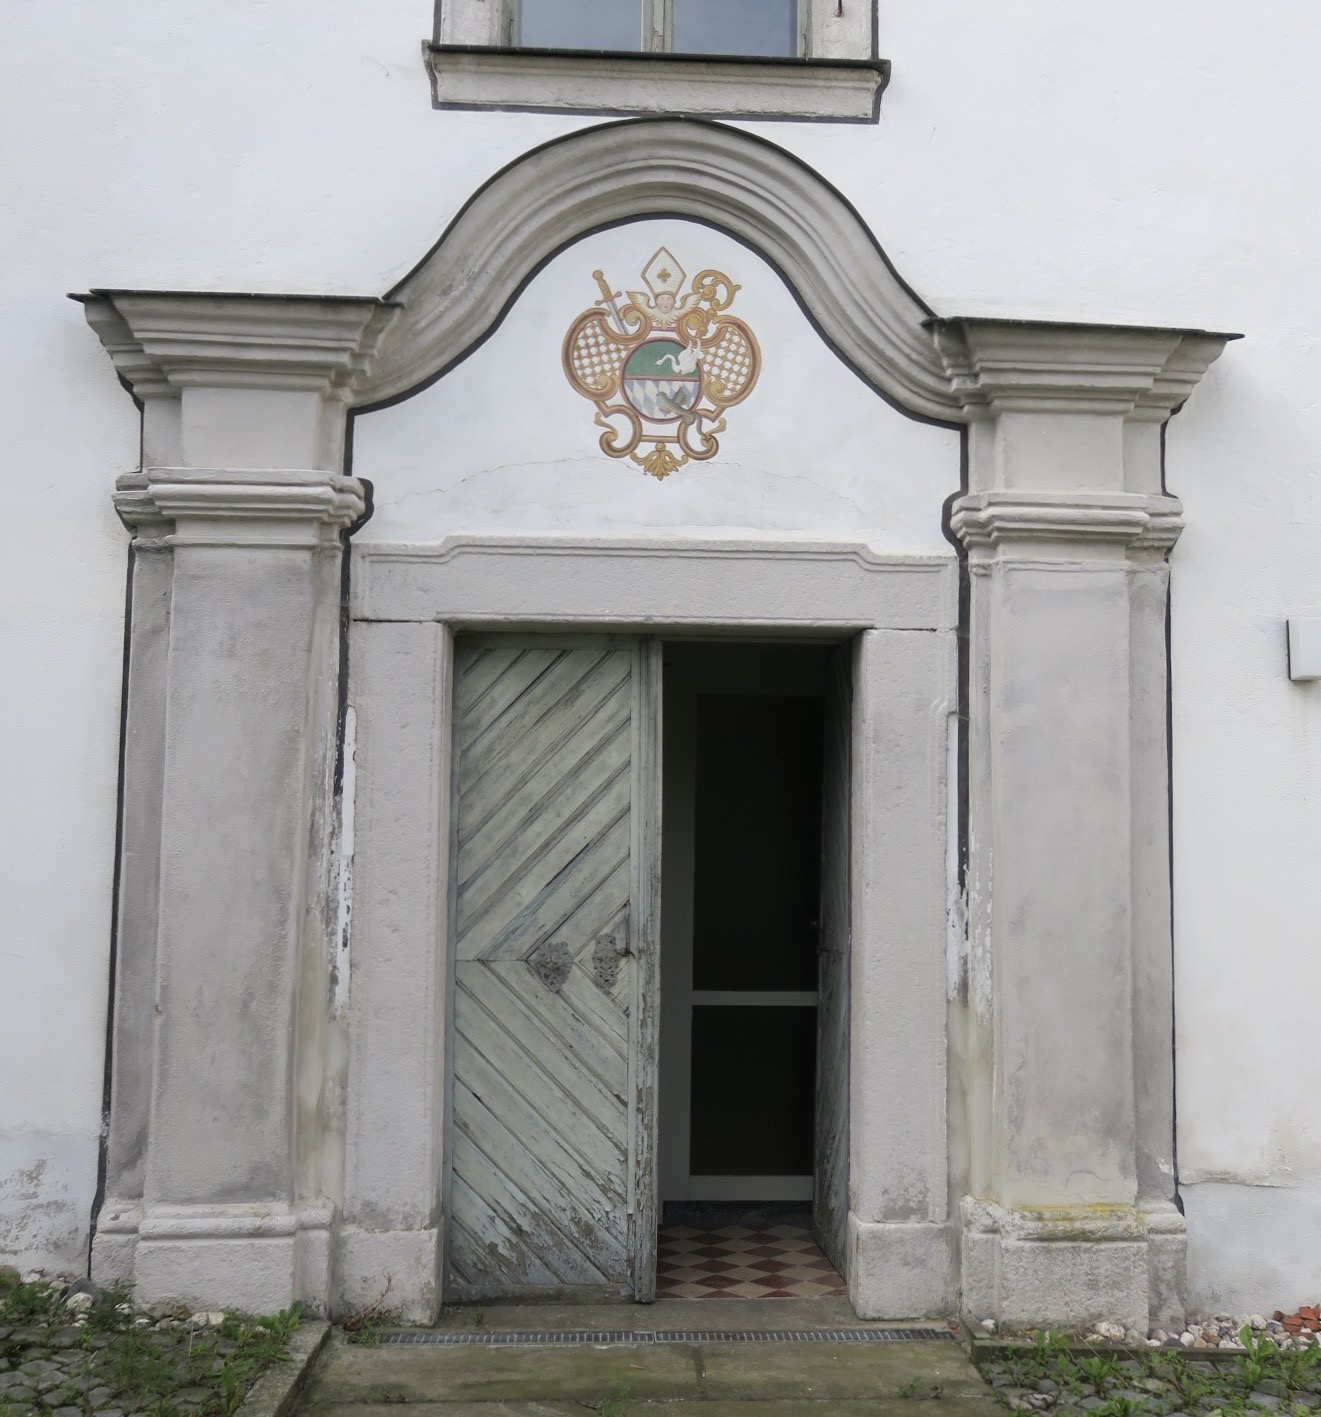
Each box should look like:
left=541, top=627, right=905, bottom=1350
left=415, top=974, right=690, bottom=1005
left=562, top=247, right=762, bottom=480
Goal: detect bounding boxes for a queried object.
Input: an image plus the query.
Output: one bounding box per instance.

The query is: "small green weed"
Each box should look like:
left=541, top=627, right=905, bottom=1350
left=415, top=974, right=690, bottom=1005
left=342, top=1272, right=397, bottom=1343
left=259, top=1302, right=303, bottom=1345
left=1236, top=1323, right=1274, bottom=1388
left=599, top=1382, right=631, bottom=1416
left=1033, top=1329, right=1065, bottom=1363
left=1278, top=1339, right=1321, bottom=1392
left=1078, top=1353, right=1120, bottom=1386
left=1092, top=1399, right=1139, bottom=1417
left=350, top=1316, right=385, bottom=1346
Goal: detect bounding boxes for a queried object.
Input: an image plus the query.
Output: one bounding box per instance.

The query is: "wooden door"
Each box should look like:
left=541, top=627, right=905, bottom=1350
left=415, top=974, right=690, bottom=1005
left=447, top=636, right=660, bottom=1300
left=813, top=642, right=852, bottom=1273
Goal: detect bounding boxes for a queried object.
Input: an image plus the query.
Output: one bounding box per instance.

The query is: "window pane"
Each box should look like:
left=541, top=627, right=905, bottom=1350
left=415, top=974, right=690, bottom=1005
left=690, top=1006, right=816, bottom=1175
left=691, top=696, right=823, bottom=991
left=672, top=0, right=797, bottom=57
left=518, top=0, right=644, bottom=51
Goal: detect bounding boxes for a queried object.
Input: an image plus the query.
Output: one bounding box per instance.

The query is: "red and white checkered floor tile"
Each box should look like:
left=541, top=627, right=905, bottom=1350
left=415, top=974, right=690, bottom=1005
left=656, top=1223, right=846, bottom=1299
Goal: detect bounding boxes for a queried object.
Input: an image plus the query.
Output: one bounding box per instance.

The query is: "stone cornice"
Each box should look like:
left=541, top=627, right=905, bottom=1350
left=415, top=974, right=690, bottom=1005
left=74, top=292, right=400, bottom=400
left=81, top=300, right=176, bottom=402
left=950, top=491, right=1184, bottom=554
left=424, top=45, right=890, bottom=123
left=1131, top=499, right=1185, bottom=554
left=1134, top=331, right=1240, bottom=423
left=113, top=474, right=173, bottom=544
left=114, top=468, right=366, bottom=548
left=929, top=318, right=1238, bottom=419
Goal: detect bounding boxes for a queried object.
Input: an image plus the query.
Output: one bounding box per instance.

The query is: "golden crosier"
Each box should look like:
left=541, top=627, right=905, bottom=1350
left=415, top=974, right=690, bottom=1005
left=563, top=250, right=761, bottom=480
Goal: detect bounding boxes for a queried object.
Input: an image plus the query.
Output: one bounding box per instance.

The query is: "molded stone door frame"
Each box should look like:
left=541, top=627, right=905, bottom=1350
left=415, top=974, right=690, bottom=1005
left=77, top=118, right=1235, bottom=1326
left=345, top=537, right=958, bottom=1318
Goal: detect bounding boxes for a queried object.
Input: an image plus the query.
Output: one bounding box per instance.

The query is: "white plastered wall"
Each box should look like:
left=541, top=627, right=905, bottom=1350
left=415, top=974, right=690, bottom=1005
left=352, top=220, right=957, bottom=549
left=2, top=0, right=1319, bottom=1313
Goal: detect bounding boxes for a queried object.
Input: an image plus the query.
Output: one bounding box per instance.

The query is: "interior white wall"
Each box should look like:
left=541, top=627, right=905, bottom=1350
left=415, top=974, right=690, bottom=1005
left=2, top=0, right=1318, bottom=1311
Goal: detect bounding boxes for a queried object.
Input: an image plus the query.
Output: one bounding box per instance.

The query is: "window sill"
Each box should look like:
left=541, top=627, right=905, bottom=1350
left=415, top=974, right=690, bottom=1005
left=424, top=44, right=890, bottom=123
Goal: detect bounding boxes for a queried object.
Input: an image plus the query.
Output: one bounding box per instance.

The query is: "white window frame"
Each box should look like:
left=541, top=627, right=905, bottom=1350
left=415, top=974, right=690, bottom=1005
left=428, top=0, right=886, bottom=123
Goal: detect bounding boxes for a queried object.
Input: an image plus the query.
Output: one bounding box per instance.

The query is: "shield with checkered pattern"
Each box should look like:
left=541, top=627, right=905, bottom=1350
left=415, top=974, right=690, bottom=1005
left=562, top=250, right=761, bottom=479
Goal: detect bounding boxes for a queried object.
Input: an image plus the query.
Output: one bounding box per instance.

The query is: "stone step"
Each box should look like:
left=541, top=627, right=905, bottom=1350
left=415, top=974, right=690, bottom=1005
left=297, top=1335, right=999, bottom=1411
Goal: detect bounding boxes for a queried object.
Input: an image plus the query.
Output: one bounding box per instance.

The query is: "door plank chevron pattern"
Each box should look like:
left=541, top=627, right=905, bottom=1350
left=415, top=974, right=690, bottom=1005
left=448, top=641, right=643, bottom=1297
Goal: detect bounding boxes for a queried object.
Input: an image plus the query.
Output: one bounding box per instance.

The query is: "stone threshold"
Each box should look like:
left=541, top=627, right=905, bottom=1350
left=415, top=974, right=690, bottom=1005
left=420, top=1297, right=955, bottom=1335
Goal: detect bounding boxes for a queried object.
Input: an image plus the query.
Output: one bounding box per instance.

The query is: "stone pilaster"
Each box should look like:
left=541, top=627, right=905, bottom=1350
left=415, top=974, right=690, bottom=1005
left=935, top=319, right=1233, bottom=1330
left=81, top=293, right=397, bottom=1313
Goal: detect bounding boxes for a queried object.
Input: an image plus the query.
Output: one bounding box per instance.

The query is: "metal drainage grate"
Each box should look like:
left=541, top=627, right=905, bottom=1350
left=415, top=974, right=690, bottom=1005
left=381, top=1326, right=955, bottom=1347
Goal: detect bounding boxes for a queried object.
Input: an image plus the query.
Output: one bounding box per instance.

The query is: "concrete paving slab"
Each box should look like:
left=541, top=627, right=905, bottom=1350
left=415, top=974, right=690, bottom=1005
left=298, top=1335, right=1001, bottom=1414
left=302, top=1339, right=701, bottom=1405
left=697, top=1341, right=991, bottom=1401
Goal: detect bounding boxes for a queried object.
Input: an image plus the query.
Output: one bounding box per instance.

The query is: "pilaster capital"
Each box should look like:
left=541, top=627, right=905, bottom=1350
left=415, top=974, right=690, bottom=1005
left=950, top=490, right=1183, bottom=556
left=113, top=467, right=366, bottom=549
left=74, top=291, right=400, bottom=401
left=113, top=473, right=175, bottom=545
left=929, top=318, right=1238, bottom=420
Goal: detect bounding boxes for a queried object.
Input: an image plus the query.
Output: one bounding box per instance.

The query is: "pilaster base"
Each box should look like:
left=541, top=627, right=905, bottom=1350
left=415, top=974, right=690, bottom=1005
left=95, top=1202, right=335, bottom=1316
left=1144, top=1201, right=1189, bottom=1334
left=335, top=1224, right=443, bottom=1324
left=90, top=1199, right=143, bottom=1290
left=961, top=1199, right=1186, bottom=1332
left=847, top=1215, right=956, bottom=1319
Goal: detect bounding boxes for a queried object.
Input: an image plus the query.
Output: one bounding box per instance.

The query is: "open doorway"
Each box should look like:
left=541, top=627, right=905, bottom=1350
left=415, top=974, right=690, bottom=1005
left=441, top=632, right=850, bottom=1304
left=657, top=640, right=851, bottom=1299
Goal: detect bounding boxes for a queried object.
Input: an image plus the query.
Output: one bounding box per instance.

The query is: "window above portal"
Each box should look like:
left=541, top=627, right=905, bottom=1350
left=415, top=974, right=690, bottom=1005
left=428, top=0, right=888, bottom=123
left=516, top=0, right=801, bottom=59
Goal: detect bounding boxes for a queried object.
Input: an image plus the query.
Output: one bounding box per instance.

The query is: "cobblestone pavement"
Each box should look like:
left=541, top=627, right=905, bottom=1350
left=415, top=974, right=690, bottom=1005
left=977, top=1334, right=1321, bottom=1417
left=0, top=1269, right=299, bottom=1417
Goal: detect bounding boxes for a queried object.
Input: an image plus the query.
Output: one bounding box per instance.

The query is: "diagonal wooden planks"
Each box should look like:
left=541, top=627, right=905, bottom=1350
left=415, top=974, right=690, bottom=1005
left=449, top=640, right=638, bottom=1296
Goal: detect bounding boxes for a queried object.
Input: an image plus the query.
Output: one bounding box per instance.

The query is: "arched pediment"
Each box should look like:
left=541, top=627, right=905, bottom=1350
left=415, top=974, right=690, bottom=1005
left=355, top=118, right=960, bottom=424
left=77, top=116, right=1233, bottom=483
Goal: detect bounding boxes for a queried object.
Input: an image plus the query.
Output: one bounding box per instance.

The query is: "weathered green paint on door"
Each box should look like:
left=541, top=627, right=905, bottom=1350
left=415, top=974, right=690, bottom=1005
left=447, top=636, right=660, bottom=1300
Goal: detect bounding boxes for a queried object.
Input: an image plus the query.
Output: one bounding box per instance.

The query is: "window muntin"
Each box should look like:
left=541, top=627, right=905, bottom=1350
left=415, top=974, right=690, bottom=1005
left=514, top=0, right=802, bottom=58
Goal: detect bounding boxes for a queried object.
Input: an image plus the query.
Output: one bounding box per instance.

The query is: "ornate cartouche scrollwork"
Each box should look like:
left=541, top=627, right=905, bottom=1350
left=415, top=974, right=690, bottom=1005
left=562, top=247, right=761, bottom=480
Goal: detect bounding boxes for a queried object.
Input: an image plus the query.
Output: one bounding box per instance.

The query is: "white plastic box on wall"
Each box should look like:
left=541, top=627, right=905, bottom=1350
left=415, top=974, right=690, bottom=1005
left=1287, top=619, right=1321, bottom=681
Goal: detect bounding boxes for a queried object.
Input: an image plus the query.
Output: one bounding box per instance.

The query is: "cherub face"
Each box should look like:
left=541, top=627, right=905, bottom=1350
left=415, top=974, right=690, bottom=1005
left=655, top=292, right=676, bottom=313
